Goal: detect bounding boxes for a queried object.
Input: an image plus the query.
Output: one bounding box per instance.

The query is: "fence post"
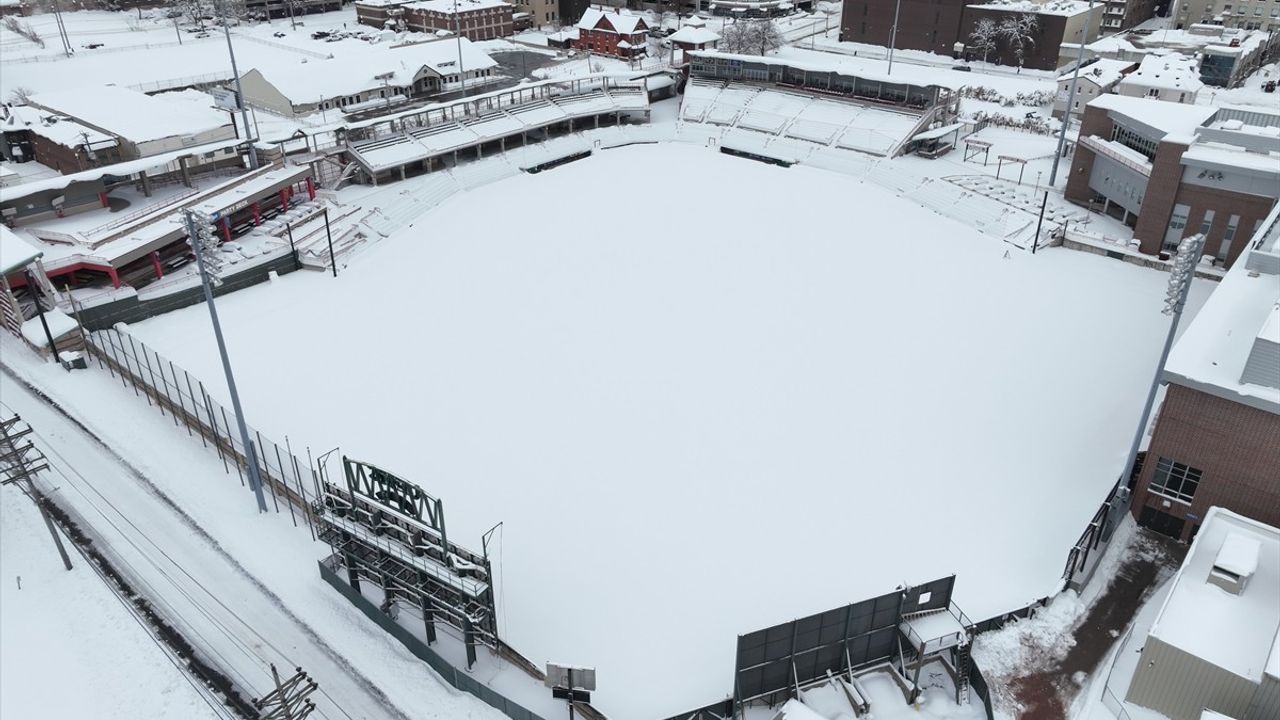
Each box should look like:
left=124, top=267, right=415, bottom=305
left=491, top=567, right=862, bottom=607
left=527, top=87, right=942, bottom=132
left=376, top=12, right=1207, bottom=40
left=256, top=430, right=281, bottom=513
left=123, top=333, right=157, bottom=409
left=165, top=360, right=194, bottom=437
left=200, top=382, right=230, bottom=473
left=221, top=406, right=245, bottom=486
left=108, top=329, right=140, bottom=396
left=184, top=371, right=208, bottom=448
left=273, top=442, right=297, bottom=527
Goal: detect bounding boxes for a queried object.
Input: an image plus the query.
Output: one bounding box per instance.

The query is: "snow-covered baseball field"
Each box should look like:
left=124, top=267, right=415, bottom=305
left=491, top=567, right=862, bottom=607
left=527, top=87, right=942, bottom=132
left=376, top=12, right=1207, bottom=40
left=126, top=143, right=1208, bottom=718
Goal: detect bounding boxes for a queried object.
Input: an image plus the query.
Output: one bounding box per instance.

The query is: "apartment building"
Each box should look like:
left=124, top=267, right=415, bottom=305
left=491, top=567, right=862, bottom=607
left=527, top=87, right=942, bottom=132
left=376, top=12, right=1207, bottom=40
left=356, top=0, right=514, bottom=40
left=1116, top=53, right=1204, bottom=103
left=1053, top=58, right=1137, bottom=120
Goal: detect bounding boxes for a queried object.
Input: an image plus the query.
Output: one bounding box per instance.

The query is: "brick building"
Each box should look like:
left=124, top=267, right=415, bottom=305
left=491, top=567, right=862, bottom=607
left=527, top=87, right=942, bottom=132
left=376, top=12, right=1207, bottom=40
left=356, top=0, right=514, bottom=40
left=574, top=8, right=649, bottom=58
left=1129, top=204, right=1280, bottom=542
left=1065, top=94, right=1280, bottom=268
left=839, top=0, right=1122, bottom=71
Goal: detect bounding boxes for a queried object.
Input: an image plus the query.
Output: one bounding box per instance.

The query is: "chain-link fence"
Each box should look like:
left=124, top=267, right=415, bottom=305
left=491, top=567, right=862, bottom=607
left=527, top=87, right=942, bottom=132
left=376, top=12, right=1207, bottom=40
left=81, top=325, right=318, bottom=537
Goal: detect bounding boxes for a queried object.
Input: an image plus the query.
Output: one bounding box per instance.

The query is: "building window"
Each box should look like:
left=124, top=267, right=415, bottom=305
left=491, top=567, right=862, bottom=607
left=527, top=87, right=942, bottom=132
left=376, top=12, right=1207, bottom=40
left=1150, top=456, right=1202, bottom=503
left=1112, top=124, right=1158, bottom=161
left=1164, top=204, right=1190, bottom=251
left=1220, top=214, right=1240, bottom=259
left=1198, top=209, right=1215, bottom=236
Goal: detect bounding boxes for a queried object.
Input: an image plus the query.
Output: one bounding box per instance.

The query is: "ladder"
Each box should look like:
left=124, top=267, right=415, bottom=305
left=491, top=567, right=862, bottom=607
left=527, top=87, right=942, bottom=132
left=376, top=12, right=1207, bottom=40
left=954, top=641, right=972, bottom=704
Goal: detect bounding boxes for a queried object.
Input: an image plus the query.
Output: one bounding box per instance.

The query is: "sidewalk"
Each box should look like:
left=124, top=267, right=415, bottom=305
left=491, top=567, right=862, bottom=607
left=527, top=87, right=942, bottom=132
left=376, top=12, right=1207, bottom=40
left=973, top=519, right=1185, bottom=719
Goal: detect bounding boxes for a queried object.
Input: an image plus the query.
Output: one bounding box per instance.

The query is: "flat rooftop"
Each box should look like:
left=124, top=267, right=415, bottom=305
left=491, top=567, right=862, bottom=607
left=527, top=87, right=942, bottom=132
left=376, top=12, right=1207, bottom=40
left=1087, top=94, right=1218, bottom=137
left=1164, top=204, right=1280, bottom=413
left=29, top=85, right=231, bottom=145
left=1149, top=507, right=1280, bottom=682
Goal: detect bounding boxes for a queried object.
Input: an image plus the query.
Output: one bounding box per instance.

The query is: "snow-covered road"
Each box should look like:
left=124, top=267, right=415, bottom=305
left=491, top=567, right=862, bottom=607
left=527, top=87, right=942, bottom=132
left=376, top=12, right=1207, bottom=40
left=0, top=362, right=507, bottom=720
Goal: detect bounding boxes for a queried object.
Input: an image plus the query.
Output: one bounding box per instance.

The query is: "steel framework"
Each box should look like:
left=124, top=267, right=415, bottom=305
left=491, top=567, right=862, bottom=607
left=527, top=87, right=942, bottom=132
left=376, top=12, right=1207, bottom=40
left=313, top=456, right=498, bottom=667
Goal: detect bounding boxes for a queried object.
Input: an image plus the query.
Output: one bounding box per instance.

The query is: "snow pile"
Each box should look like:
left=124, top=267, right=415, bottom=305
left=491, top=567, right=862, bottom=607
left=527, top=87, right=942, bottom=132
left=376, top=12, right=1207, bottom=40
left=973, top=592, right=1086, bottom=681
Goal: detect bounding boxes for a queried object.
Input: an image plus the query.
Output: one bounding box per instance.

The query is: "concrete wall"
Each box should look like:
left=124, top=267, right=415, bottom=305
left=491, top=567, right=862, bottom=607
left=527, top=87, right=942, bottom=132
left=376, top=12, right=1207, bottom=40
left=1127, top=635, right=1260, bottom=720
left=73, top=251, right=301, bottom=331
left=1132, top=383, right=1280, bottom=542
left=238, top=69, right=298, bottom=117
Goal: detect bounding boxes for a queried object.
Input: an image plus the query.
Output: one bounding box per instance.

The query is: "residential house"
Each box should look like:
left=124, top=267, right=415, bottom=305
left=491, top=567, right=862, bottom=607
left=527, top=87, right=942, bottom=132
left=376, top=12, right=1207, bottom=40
left=1087, top=24, right=1279, bottom=87
left=575, top=8, right=649, bottom=59
left=1117, top=53, right=1204, bottom=103
left=1053, top=58, right=1137, bottom=121
left=237, top=38, right=499, bottom=117
left=1065, top=94, right=1280, bottom=268
left=1125, top=507, right=1280, bottom=720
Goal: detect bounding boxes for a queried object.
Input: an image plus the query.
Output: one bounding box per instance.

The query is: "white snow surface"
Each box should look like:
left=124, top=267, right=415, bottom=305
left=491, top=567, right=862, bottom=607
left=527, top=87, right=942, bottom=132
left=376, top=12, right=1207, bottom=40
left=0, top=481, right=222, bottom=720
left=1148, top=508, right=1280, bottom=682
left=128, top=144, right=1211, bottom=718
left=29, top=85, right=231, bottom=144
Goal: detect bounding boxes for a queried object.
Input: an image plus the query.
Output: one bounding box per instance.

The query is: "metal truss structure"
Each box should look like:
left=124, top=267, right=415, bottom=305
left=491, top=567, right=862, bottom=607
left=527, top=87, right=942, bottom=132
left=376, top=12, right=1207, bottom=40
left=313, top=456, right=497, bottom=667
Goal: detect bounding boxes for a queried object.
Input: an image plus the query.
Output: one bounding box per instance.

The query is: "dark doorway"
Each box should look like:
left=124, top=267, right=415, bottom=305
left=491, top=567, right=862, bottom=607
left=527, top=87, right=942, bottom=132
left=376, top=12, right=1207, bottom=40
left=1138, top=505, right=1186, bottom=541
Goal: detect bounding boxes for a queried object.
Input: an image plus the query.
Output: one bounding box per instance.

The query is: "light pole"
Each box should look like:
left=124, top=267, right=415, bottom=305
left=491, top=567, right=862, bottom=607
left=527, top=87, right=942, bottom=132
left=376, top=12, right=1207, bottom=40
left=454, top=0, right=468, bottom=98
left=184, top=209, right=269, bottom=513
left=217, top=0, right=260, bottom=170
left=1049, top=0, right=1096, bottom=187
left=1116, top=233, right=1205, bottom=491
left=887, top=0, right=903, bottom=74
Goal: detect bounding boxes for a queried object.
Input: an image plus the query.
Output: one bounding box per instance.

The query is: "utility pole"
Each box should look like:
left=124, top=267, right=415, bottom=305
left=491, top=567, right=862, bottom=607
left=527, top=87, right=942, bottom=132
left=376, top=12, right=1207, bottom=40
left=217, top=0, right=260, bottom=170
left=255, top=665, right=319, bottom=720
left=183, top=210, right=269, bottom=513
left=1049, top=0, right=1096, bottom=188
left=25, top=270, right=59, bottom=364
left=50, top=0, right=73, bottom=57
left=0, top=415, right=73, bottom=571
left=454, top=0, right=468, bottom=98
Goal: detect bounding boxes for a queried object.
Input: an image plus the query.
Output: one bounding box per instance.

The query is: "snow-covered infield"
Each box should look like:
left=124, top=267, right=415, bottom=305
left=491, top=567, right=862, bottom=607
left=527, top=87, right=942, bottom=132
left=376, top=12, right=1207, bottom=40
left=127, top=142, right=1210, bottom=718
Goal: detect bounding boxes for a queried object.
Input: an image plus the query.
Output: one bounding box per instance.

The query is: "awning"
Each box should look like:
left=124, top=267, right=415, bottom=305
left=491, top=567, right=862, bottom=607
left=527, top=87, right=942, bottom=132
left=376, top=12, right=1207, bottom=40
left=912, top=122, right=964, bottom=142
left=0, top=225, right=43, bottom=275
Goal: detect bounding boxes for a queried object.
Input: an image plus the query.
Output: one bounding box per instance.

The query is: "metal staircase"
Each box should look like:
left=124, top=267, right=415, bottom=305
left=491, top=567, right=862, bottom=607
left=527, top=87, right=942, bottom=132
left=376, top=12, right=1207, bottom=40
left=954, top=640, right=972, bottom=704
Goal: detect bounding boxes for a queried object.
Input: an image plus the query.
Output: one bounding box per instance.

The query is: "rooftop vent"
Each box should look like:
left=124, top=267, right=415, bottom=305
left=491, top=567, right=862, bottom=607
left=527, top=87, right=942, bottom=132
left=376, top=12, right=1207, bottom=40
left=1208, top=532, right=1260, bottom=595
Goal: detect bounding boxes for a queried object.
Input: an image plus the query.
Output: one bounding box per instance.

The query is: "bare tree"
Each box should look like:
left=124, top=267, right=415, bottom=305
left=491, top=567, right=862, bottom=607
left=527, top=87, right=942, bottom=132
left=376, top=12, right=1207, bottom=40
left=968, top=18, right=998, bottom=63
left=8, top=86, right=34, bottom=105
left=718, top=19, right=783, bottom=56
left=3, top=16, right=45, bottom=48
left=997, top=13, right=1038, bottom=71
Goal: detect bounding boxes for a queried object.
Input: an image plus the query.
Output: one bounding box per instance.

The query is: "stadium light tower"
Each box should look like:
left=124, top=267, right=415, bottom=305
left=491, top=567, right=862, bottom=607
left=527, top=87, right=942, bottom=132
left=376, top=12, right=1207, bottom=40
left=215, top=0, right=260, bottom=170
left=1117, top=233, right=1205, bottom=489
left=184, top=209, right=269, bottom=513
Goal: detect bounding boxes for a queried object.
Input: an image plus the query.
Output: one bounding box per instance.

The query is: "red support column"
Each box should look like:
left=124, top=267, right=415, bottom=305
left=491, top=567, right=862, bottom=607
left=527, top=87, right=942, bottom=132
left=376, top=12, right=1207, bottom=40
left=280, top=189, right=290, bottom=212
left=222, top=216, right=232, bottom=243
left=107, top=267, right=121, bottom=289
left=306, top=176, right=316, bottom=200
left=98, top=192, right=109, bottom=208
left=252, top=201, right=262, bottom=226
left=150, top=251, right=165, bottom=280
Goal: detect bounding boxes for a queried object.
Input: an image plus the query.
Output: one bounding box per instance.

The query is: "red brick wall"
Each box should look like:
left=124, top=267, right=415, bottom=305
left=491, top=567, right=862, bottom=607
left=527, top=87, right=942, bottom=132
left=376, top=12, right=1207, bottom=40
left=1171, top=184, right=1277, bottom=268
left=1132, top=384, right=1280, bottom=541
left=1064, top=105, right=1113, bottom=204
left=577, top=27, right=646, bottom=57
left=1132, top=139, right=1189, bottom=256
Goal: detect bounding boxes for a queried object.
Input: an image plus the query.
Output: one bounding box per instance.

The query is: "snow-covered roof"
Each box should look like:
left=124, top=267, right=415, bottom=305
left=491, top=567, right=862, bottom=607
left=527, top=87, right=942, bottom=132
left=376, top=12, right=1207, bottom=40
left=1180, top=143, right=1280, bottom=176
left=1057, top=58, right=1136, bottom=87
left=28, top=86, right=231, bottom=145
left=402, top=0, right=509, bottom=13
left=1214, top=532, right=1261, bottom=578
left=20, top=113, right=117, bottom=150
left=691, top=49, right=965, bottom=91
left=1164, top=204, right=1280, bottom=412
left=1086, top=93, right=1217, bottom=137
left=0, top=138, right=243, bottom=205
left=967, top=0, right=1094, bottom=16
left=1119, top=53, right=1204, bottom=94
left=668, top=26, right=721, bottom=45
left=576, top=8, right=648, bottom=35
left=0, top=224, right=42, bottom=276
left=20, top=307, right=79, bottom=347
left=247, top=38, right=497, bottom=105
left=1148, top=508, right=1280, bottom=682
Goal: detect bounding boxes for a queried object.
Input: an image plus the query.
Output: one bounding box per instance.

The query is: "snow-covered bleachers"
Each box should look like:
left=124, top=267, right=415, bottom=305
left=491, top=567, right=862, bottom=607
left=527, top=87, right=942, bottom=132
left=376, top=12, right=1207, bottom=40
left=679, top=82, right=923, bottom=158
left=449, top=154, right=518, bottom=190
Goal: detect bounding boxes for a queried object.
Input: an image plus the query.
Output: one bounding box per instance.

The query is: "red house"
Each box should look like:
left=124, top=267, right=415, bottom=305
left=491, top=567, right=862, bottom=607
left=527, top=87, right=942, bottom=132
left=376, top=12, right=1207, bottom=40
left=574, top=8, right=648, bottom=59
